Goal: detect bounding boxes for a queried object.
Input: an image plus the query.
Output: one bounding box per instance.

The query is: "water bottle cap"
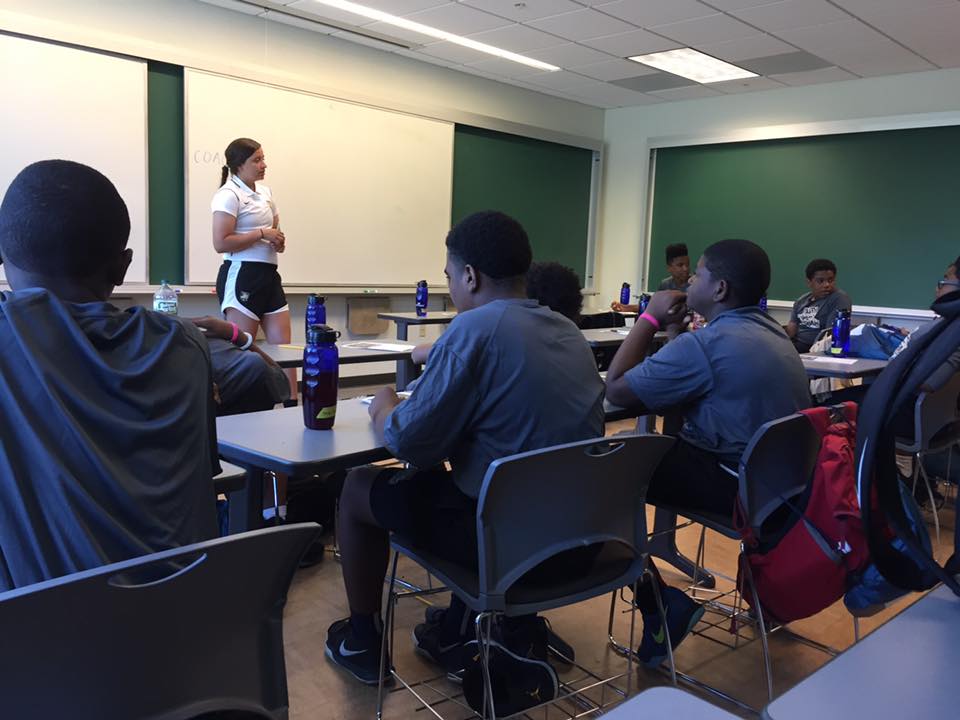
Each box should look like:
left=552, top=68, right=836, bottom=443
left=307, top=323, right=340, bottom=344
left=307, top=293, right=318, bottom=304
left=417, top=280, right=428, bottom=287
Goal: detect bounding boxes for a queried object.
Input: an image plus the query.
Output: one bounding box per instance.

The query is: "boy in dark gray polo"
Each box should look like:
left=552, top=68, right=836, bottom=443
left=787, top=258, right=852, bottom=353
left=606, top=239, right=811, bottom=668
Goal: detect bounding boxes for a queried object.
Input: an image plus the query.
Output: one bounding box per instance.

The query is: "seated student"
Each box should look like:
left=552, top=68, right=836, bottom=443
left=324, top=211, right=605, bottom=686
left=611, top=243, right=691, bottom=313
left=605, top=239, right=811, bottom=666
left=787, top=258, right=852, bottom=353
left=0, top=160, right=220, bottom=592
left=192, top=315, right=290, bottom=415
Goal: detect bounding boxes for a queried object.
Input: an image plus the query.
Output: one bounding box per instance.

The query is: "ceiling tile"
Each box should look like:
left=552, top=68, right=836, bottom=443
left=458, top=0, right=584, bottom=22
left=768, top=66, right=860, bottom=86
left=361, top=20, right=444, bottom=43
left=466, top=23, right=567, bottom=52
left=562, top=81, right=665, bottom=108
left=612, top=72, right=696, bottom=92
left=739, top=50, right=832, bottom=75
left=842, top=4, right=960, bottom=69
left=394, top=47, right=457, bottom=66
left=402, top=3, right=513, bottom=34
left=518, top=68, right=600, bottom=89
left=732, top=0, right=851, bottom=32
left=696, top=33, right=796, bottom=62
left=708, top=75, right=787, bottom=93
left=778, top=19, right=935, bottom=72
left=528, top=42, right=615, bottom=67
left=651, top=13, right=759, bottom=46
left=361, top=0, right=451, bottom=13
left=701, top=0, right=783, bottom=9
left=465, top=56, right=558, bottom=78
left=582, top=28, right=679, bottom=56
left=527, top=8, right=637, bottom=41
left=261, top=8, right=339, bottom=32
left=590, top=0, right=715, bottom=27
left=418, top=40, right=491, bottom=63
left=570, top=57, right=659, bottom=81
left=329, top=29, right=417, bottom=51
left=831, top=0, right=956, bottom=16
left=841, top=41, right=938, bottom=77
left=287, top=1, right=376, bottom=26
left=647, top=85, right=724, bottom=100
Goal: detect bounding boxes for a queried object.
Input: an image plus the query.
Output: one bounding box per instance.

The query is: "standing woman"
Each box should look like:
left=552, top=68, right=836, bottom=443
left=212, top=138, right=296, bottom=394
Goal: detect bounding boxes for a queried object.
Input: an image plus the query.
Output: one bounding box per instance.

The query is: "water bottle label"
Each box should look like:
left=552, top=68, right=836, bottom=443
left=154, top=300, right=178, bottom=315
left=316, top=405, right=337, bottom=420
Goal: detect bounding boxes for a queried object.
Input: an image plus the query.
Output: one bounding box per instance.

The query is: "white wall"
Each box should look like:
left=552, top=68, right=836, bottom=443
left=594, top=67, right=960, bottom=312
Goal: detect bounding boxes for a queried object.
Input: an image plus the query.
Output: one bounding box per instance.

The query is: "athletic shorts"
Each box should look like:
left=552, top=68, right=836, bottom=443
left=216, top=260, right=288, bottom=321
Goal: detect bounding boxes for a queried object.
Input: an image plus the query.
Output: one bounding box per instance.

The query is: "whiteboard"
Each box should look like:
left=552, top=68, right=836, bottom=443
left=0, top=34, right=148, bottom=284
left=185, top=70, right=454, bottom=286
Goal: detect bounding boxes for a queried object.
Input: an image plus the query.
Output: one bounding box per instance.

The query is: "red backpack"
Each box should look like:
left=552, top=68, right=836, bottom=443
left=736, top=403, right=870, bottom=623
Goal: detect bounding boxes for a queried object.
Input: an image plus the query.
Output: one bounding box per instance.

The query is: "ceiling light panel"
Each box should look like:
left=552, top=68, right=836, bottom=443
left=629, top=47, right=758, bottom=83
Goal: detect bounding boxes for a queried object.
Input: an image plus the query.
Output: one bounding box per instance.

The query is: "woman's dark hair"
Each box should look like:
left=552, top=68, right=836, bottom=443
left=526, top=261, right=583, bottom=321
left=220, top=138, right=261, bottom=187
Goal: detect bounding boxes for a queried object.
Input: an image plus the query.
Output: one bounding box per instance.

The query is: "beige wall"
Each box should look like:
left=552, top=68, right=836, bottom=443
left=0, top=0, right=603, bottom=144
left=595, top=67, right=960, bottom=311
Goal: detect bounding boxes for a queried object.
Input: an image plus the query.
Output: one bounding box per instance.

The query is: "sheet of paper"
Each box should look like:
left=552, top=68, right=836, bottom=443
left=359, top=391, right=412, bottom=405
left=611, top=329, right=631, bottom=335
left=808, top=356, right=859, bottom=365
left=342, top=341, right=415, bottom=352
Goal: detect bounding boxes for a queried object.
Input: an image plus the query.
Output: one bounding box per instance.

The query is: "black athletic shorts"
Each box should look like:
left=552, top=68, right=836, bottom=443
left=216, top=260, right=288, bottom=321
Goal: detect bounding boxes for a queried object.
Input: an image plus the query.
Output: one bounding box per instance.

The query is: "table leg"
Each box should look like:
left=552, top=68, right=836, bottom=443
left=648, top=507, right=716, bottom=589
left=228, top=467, right=266, bottom=534
left=393, top=321, right=421, bottom=391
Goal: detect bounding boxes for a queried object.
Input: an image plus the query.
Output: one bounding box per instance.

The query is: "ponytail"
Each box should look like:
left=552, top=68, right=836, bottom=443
left=220, top=164, right=230, bottom=188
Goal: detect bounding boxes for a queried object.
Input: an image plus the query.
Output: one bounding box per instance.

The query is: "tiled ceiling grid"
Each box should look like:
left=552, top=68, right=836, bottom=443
left=199, top=0, right=960, bottom=108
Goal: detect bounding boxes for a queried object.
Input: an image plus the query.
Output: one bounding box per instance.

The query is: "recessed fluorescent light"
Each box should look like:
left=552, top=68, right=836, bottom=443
left=628, top=48, right=757, bottom=84
left=310, top=0, right=560, bottom=72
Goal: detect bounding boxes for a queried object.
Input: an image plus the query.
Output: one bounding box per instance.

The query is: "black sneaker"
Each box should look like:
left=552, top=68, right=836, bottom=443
left=412, top=621, right=466, bottom=682
left=324, top=618, right=391, bottom=685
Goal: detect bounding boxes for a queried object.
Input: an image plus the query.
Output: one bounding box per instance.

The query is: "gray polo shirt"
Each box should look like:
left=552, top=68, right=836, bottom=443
left=385, top=298, right=605, bottom=498
left=790, top=289, right=852, bottom=349
left=624, top=306, right=811, bottom=463
left=658, top=276, right=691, bottom=292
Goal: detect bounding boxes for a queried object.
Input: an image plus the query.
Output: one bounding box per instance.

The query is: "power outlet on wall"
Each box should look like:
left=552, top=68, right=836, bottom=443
left=419, top=326, right=426, bottom=338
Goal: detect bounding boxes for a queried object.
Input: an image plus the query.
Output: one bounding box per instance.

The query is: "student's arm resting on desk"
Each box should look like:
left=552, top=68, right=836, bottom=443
left=375, top=344, right=480, bottom=469
left=411, top=342, right=433, bottom=365
left=605, top=291, right=686, bottom=408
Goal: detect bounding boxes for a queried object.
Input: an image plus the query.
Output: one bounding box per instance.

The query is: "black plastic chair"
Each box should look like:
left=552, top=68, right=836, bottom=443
left=377, top=434, right=675, bottom=719
left=0, top=523, right=320, bottom=720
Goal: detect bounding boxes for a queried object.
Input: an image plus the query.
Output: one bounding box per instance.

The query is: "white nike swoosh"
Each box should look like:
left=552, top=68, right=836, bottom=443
left=339, top=640, right=368, bottom=657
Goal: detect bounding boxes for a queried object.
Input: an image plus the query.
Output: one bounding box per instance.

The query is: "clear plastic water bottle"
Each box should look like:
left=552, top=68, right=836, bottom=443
left=302, top=324, right=340, bottom=430
left=759, top=296, right=768, bottom=312
left=305, top=294, right=326, bottom=337
left=415, top=280, right=428, bottom=317
left=830, top=309, right=852, bottom=356
left=637, top=293, right=651, bottom=313
left=153, top=280, right=178, bottom=315
left=620, top=282, right=631, bottom=306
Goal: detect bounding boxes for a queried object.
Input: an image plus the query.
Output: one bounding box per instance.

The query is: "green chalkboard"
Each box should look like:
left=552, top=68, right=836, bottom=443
left=147, top=62, right=184, bottom=285
left=451, top=125, right=594, bottom=285
left=650, top=126, right=960, bottom=309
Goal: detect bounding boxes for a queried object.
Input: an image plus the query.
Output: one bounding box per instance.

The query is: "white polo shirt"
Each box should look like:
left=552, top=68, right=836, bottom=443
left=211, top=175, right=278, bottom=265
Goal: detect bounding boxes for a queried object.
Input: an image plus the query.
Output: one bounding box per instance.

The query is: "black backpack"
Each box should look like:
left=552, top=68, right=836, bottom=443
left=856, top=290, right=960, bottom=596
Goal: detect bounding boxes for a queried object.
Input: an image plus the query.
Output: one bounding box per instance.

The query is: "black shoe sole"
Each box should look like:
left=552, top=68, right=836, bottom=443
left=324, top=644, right=393, bottom=686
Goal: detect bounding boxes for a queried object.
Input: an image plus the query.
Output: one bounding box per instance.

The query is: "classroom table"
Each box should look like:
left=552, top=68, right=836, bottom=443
left=800, top=353, right=889, bottom=379
left=212, top=461, right=247, bottom=495
left=218, top=398, right=642, bottom=533
left=258, top=341, right=419, bottom=389
left=763, top=584, right=960, bottom=720
left=378, top=311, right=457, bottom=387
left=581, top=328, right=668, bottom=349
left=601, top=687, right=740, bottom=719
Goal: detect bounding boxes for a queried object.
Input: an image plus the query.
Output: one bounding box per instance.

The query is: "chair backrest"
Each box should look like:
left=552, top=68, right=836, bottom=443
left=738, top=413, right=822, bottom=535
left=912, top=370, right=960, bottom=451
left=0, top=523, right=319, bottom=720
left=475, top=434, right=674, bottom=611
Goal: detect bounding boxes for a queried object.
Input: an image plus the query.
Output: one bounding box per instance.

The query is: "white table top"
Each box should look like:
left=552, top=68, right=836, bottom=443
left=601, top=687, right=740, bottom=719
left=216, top=398, right=391, bottom=475
left=581, top=328, right=668, bottom=348
left=799, top=353, right=889, bottom=379
left=764, top=584, right=960, bottom=720
left=258, top=342, right=416, bottom=368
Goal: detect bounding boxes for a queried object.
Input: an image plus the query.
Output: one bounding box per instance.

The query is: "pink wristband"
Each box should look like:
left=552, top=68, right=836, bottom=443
left=229, top=321, right=239, bottom=344
left=638, top=312, right=661, bottom=331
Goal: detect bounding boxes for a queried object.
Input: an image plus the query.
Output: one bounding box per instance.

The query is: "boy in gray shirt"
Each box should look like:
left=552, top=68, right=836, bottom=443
left=325, top=211, right=605, bottom=688
left=606, top=239, right=810, bottom=669
left=787, top=258, right=852, bottom=353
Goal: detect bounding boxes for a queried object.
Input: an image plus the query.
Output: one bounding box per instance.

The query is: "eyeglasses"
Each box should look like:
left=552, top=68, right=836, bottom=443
left=937, top=279, right=960, bottom=290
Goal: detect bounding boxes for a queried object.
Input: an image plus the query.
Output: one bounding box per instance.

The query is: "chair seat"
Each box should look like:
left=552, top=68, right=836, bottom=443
left=896, top=420, right=960, bottom=454
left=391, top=536, right=638, bottom=615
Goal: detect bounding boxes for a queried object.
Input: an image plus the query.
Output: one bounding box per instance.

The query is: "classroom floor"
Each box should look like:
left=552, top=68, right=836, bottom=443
left=280, top=416, right=955, bottom=719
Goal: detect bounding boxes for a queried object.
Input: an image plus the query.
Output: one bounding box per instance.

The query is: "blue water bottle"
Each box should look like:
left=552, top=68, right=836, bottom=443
left=830, top=309, right=852, bottom=356
left=415, top=280, right=428, bottom=317
left=305, top=294, right=326, bottom=337
left=302, top=324, right=340, bottom=430
left=759, top=295, right=768, bottom=312
left=620, top=282, right=631, bottom=306
left=637, top=293, right=651, bottom=313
